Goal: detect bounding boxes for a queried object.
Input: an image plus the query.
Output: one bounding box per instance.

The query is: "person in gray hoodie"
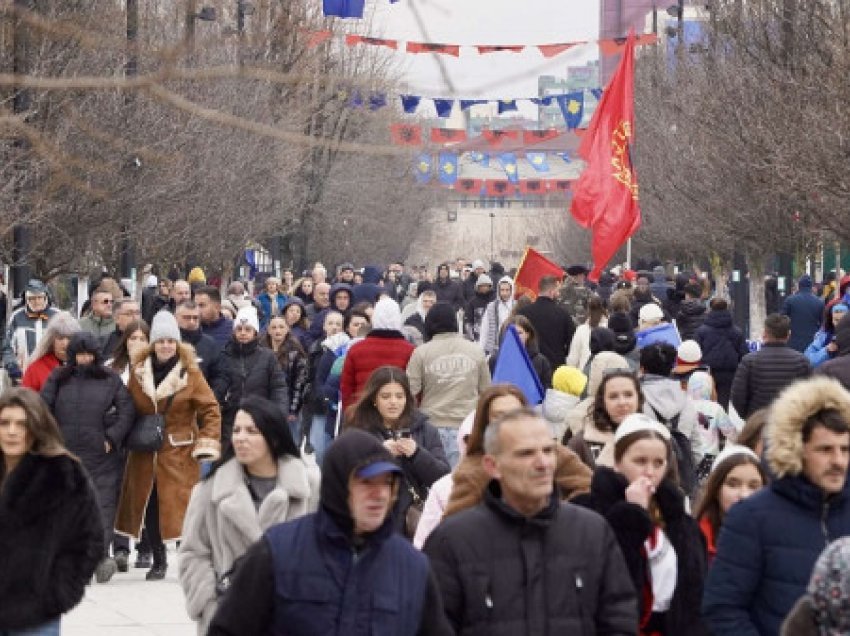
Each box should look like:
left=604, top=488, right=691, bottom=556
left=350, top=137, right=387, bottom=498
left=479, top=276, right=514, bottom=356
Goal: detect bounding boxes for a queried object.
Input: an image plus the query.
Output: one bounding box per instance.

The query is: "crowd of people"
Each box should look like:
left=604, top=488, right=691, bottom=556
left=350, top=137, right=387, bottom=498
left=2, top=259, right=850, bottom=635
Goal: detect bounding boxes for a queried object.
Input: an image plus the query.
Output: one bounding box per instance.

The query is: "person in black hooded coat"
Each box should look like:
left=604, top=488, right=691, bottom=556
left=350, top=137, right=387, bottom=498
left=0, top=387, right=103, bottom=633
left=694, top=299, right=749, bottom=409
left=433, top=263, right=465, bottom=312
left=41, top=331, right=135, bottom=582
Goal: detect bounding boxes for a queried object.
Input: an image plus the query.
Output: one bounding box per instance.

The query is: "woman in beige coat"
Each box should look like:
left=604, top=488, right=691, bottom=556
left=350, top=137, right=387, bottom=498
left=179, top=395, right=320, bottom=635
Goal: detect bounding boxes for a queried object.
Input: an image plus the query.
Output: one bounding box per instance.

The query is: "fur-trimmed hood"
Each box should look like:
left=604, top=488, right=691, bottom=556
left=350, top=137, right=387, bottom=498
left=766, top=376, right=850, bottom=478
left=131, top=342, right=199, bottom=404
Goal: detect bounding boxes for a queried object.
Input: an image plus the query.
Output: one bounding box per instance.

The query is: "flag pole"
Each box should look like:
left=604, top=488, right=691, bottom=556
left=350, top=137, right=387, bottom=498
left=626, top=237, right=632, bottom=270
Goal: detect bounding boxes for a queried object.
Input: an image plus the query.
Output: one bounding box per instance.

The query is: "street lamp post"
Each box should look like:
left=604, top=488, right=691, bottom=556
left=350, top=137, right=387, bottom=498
left=489, top=212, right=496, bottom=264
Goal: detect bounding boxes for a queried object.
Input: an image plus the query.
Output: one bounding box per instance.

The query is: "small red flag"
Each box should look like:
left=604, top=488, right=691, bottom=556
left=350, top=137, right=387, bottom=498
left=571, top=30, right=641, bottom=282
left=599, top=33, right=657, bottom=56
left=406, top=42, right=461, bottom=57
left=345, top=35, right=398, bottom=50
left=537, top=43, right=583, bottom=58
left=547, top=179, right=572, bottom=195
left=486, top=180, right=513, bottom=197
left=513, top=247, right=564, bottom=300
left=306, top=30, right=333, bottom=48
left=519, top=180, right=545, bottom=195
left=390, top=123, right=422, bottom=146
left=522, top=129, right=562, bottom=145
left=482, top=129, right=520, bottom=147
left=455, top=179, right=484, bottom=195
left=430, top=128, right=468, bottom=144
left=476, top=45, right=524, bottom=54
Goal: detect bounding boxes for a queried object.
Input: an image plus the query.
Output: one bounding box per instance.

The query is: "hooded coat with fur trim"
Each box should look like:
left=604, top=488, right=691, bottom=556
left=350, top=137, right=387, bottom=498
left=703, top=376, right=850, bottom=636
left=0, top=453, right=103, bottom=630
left=178, top=454, right=321, bottom=635
left=115, top=342, right=221, bottom=542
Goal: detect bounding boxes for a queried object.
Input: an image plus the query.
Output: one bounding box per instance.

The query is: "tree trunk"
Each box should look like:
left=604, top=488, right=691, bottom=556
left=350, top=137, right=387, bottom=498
left=710, top=251, right=730, bottom=300
left=748, top=255, right=767, bottom=342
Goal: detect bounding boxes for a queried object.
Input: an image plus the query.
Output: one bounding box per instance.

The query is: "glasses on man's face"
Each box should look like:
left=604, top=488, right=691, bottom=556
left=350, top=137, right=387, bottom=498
left=98, top=298, right=113, bottom=305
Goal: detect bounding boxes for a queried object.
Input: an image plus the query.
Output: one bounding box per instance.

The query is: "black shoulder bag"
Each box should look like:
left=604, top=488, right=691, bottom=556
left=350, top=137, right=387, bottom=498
left=126, top=393, right=176, bottom=452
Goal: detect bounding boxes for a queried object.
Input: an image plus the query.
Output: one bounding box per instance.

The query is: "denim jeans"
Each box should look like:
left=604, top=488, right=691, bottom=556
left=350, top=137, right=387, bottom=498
left=308, top=413, right=331, bottom=466
left=1, top=617, right=61, bottom=635
left=436, top=426, right=460, bottom=469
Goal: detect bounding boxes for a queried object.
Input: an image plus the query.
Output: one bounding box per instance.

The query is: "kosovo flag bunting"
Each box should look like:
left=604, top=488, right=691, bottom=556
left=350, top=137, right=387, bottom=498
left=523, top=129, right=561, bottom=144
left=438, top=152, right=458, bottom=185
left=492, top=324, right=545, bottom=405
left=406, top=42, right=461, bottom=57
left=460, top=99, right=489, bottom=110
left=348, top=90, right=364, bottom=108
left=557, top=91, right=585, bottom=129
left=526, top=152, right=550, bottom=173
left=433, top=99, right=454, bottom=118
left=414, top=153, right=432, bottom=184
left=323, top=0, right=365, bottom=18
left=530, top=97, right=554, bottom=106
left=401, top=95, right=421, bottom=114
left=498, top=100, right=518, bottom=114
left=455, top=179, right=484, bottom=195
left=499, top=153, right=519, bottom=183
left=368, top=93, right=387, bottom=110
left=591, top=89, right=603, bottom=100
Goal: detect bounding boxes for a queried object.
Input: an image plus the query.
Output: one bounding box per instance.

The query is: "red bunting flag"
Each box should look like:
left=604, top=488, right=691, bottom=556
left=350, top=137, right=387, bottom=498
left=390, top=123, right=423, bottom=146
left=537, top=43, right=584, bottom=58
left=430, top=128, right=468, bottom=144
left=455, top=179, right=484, bottom=194
left=486, top=180, right=513, bottom=197
left=548, top=179, right=573, bottom=194
left=477, top=45, right=524, bottom=54
left=513, top=247, right=565, bottom=299
left=406, top=42, right=461, bottom=57
left=305, top=30, right=333, bottom=48
left=571, top=30, right=641, bottom=282
left=522, top=129, right=563, bottom=144
left=345, top=35, right=398, bottom=50
left=519, top=180, right=545, bottom=195
left=482, top=129, right=520, bottom=147
left=599, top=33, right=658, bottom=56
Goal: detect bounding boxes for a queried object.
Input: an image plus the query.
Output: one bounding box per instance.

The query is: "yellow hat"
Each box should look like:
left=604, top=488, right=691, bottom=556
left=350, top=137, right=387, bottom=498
left=187, top=267, right=206, bottom=284
left=552, top=365, right=588, bottom=397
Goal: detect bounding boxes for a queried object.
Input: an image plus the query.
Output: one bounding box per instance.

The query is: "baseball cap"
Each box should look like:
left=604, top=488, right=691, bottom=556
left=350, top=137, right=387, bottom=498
left=355, top=460, right=402, bottom=479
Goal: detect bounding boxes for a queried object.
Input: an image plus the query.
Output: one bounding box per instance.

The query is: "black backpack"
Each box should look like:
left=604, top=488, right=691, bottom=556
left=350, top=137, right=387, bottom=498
left=650, top=406, right=698, bottom=496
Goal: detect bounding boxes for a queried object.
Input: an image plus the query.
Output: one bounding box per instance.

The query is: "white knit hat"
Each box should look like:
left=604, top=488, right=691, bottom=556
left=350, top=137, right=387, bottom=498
left=371, top=297, right=402, bottom=331
left=150, top=310, right=181, bottom=344
left=711, top=445, right=760, bottom=473
left=233, top=306, right=259, bottom=333
left=639, top=303, right=665, bottom=322
left=614, top=413, right=671, bottom=444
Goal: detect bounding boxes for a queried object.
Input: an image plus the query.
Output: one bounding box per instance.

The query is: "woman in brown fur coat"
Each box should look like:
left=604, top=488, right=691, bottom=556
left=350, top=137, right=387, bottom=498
left=115, top=311, right=221, bottom=581
left=444, top=384, right=591, bottom=518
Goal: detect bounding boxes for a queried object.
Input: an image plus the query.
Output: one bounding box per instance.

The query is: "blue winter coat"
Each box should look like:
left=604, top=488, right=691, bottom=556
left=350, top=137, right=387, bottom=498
left=804, top=328, right=834, bottom=368
left=702, top=475, right=850, bottom=636
left=257, top=292, right=287, bottom=330
left=694, top=309, right=748, bottom=372
left=782, top=290, right=825, bottom=352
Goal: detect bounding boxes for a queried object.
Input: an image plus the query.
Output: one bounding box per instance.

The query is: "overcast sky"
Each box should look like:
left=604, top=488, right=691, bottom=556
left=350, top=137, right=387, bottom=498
left=370, top=0, right=601, bottom=112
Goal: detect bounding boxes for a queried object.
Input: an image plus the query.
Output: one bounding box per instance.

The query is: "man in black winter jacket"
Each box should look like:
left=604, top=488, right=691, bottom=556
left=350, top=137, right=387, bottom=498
left=517, top=275, right=576, bottom=369
left=731, top=314, right=811, bottom=419
left=424, top=409, right=637, bottom=635
left=434, top=263, right=465, bottom=312
left=175, top=300, right=230, bottom=404
left=675, top=284, right=707, bottom=341
left=694, top=298, right=749, bottom=409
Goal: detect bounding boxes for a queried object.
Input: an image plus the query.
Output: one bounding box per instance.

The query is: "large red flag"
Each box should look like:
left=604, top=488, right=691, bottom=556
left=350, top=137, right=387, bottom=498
left=513, top=247, right=564, bottom=300
left=570, top=30, right=641, bottom=282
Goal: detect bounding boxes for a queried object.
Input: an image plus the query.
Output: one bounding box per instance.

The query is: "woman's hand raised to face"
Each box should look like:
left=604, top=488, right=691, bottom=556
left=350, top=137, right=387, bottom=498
left=625, top=476, right=655, bottom=510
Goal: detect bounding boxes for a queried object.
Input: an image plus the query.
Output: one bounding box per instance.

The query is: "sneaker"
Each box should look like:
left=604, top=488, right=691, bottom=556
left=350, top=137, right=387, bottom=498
left=95, top=558, right=118, bottom=583
left=114, top=550, right=129, bottom=573
left=134, top=550, right=152, bottom=569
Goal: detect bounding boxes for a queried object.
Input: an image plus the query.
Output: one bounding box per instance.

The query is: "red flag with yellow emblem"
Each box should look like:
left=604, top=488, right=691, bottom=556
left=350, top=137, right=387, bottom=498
left=570, top=30, right=641, bottom=282
left=513, top=247, right=564, bottom=300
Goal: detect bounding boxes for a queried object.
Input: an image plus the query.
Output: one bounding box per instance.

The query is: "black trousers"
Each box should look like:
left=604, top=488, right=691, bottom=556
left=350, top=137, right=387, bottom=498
left=143, top=483, right=164, bottom=549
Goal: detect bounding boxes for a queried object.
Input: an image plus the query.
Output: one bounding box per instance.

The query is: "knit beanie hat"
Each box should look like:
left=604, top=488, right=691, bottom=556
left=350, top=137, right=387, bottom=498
left=589, top=327, right=616, bottom=356
left=187, top=267, right=206, bottom=284
left=552, top=365, right=588, bottom=397
left=476, top=274, right=493, bottom=288
left=150, top=310, right=181, bottom=344
left=371, top=297, right=402, bottom=331
left=808, top=537, right=850, bottom=632
left=233, top=306, right=259, bottom=333
left=608, top=311, right=636, bottom=355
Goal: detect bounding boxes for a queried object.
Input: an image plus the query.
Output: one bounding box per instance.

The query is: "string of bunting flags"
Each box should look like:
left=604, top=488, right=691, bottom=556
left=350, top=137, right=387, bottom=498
left=391, top=124, right=586, bottom=147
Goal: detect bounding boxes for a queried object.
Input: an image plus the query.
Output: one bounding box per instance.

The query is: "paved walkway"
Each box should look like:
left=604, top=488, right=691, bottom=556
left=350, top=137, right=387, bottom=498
left=64, top=548, right=195, bottom=636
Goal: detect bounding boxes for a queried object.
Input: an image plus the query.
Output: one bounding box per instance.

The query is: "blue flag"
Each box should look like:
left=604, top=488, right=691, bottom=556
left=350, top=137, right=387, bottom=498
left=368, top=92, right=387, bottom=110
left=414, top=153, right=432, bottom=184
left=499, top=153, right=519, bottom=183
left=498, top=99, right=518, bottom=114
left=438, top=152, right=458, bottom=185
left=590, top=88, right=603, bottom=101
left=469, top=151, right=489, bottom=167
left=526, top=152, right=550, bottom=173
left=460, top=99, right=488, bottom=110
left=493, top=324, right=545, bottom=405
left=530, top=96, right=554, bottom=106
left=433, top=98, right=454, bottom=118
left=323, top=0, right=365, bottom=18
left=556, top=91, right=584, bottom=129
left=401, top=94, right=421, bottom=114
left=635, top=322, right=682, bottom=350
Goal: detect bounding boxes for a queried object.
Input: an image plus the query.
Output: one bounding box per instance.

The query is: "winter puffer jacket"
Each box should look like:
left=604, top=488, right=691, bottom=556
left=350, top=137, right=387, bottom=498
left=675, top=299, right=707, bottom=342
left=730, top=343, right=811, bottom=419
left=694, top=309, right=748, bottom=372
left=424, top=481, right=638, bottom=635
left=221, top=338, right=288, bottom=435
